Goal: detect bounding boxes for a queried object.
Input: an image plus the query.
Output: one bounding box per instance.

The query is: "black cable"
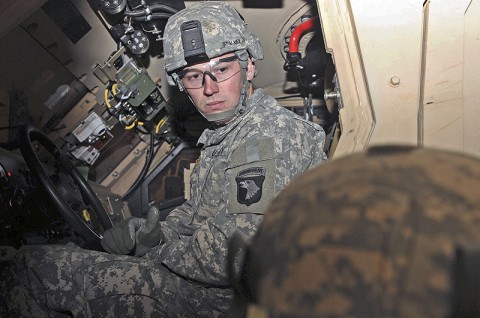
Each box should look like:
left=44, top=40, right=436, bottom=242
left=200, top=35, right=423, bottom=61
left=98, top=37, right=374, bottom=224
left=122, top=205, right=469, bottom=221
left=148, top=4, right=179, bottom=14
left=124, top=9, right=145, bottom=17
left=151, top=12, right=174, bottom=19
left=275, top=94, right=303, bottom=100
left=122, top=132, right=161, bottom=200
left=135, top=124, right=150, bottom=135
left=130, top=13, right=173, bottom=21
left=124, top=4, right=178, bottom=16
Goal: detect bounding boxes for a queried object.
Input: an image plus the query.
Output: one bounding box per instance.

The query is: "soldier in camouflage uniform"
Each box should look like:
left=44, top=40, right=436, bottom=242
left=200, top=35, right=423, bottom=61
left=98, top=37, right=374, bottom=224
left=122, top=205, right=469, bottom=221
left=230, top=145, right=480, bottom=318
left=0, top=2, right=326, bottom=317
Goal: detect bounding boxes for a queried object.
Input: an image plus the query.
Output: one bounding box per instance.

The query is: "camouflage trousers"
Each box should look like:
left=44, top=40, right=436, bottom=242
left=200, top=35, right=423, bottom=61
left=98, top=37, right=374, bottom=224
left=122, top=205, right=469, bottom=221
left=0, top=244, right=232, bottom=317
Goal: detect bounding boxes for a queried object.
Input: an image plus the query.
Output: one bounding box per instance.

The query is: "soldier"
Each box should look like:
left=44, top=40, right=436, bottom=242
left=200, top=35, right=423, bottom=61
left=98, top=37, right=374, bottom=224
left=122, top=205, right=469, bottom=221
left=0, top=2, right=326, bottom=317
left=230, top=145, right=480, bottom=318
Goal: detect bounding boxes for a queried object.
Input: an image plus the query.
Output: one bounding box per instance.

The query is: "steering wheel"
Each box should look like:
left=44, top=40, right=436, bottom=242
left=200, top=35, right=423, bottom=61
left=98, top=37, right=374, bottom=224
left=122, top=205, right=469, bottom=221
left=19, top=125, right=113, bottom=250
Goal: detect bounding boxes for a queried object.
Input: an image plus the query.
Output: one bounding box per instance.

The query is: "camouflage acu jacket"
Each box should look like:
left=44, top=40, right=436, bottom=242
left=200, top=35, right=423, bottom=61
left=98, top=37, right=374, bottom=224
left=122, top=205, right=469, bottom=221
left=146, top=88, right=327, bottom=286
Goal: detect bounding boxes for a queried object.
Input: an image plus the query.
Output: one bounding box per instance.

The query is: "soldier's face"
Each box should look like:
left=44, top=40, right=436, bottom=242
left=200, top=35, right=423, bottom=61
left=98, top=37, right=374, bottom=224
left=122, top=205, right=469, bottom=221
left=183, top=53, right=255, bottom=117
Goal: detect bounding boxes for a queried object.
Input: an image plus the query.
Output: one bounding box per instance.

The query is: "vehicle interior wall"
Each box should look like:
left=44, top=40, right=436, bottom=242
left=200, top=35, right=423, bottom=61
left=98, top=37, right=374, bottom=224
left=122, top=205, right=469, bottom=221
left=423, top=0, right=480, bottom=158
left=318, top=0, right=480, bottom=159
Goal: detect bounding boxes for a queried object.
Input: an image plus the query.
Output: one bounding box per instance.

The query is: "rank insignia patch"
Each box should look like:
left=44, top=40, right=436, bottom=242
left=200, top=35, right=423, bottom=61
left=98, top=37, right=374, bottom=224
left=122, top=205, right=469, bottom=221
left=236, top=167, right=266, bottom=206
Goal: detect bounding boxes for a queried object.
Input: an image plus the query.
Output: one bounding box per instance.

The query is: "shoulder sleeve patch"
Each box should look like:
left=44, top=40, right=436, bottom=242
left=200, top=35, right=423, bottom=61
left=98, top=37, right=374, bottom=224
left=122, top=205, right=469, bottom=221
left=226, top=138, right=276, bottom=214
left=236, top=167, right=266, bottom=206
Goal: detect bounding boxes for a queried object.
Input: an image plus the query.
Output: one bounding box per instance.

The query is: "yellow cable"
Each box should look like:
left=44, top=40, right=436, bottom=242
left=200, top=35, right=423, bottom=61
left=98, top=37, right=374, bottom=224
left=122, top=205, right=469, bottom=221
left=104, top=88, right=112, bottom=108
left=105, top=83, right=119, bottom=109
left=155, top=117, right=167, bottom=134
left=125, top=119, right=137, bottom=130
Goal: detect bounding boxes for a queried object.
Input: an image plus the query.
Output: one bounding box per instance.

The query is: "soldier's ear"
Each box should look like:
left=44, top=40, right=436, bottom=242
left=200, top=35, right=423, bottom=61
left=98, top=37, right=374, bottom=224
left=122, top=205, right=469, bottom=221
left=247, top=58, right=256, bottom=81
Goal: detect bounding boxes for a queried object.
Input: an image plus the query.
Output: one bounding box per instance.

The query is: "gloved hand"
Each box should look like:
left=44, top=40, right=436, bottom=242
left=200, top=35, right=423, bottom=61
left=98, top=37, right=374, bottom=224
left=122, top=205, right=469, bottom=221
left=101, top=206, right=163, bottom=256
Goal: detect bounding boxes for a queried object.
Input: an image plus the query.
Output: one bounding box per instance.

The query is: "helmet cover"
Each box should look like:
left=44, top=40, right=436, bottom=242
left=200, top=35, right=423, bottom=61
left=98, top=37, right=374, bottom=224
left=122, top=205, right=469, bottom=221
left=163, top=1, right=263, bottom=76
left=234, top=145, right=480, bottom=318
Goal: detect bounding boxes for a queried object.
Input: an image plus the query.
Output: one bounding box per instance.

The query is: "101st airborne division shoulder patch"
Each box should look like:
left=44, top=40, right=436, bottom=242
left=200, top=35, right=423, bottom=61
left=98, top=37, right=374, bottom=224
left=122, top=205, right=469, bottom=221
left=235, top=167, right=266, bottom=206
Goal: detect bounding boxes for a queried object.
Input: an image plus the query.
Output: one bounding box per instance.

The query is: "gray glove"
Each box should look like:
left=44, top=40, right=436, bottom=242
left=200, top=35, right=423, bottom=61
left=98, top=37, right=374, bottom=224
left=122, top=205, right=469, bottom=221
left=101, top=207, right=163, bottom=256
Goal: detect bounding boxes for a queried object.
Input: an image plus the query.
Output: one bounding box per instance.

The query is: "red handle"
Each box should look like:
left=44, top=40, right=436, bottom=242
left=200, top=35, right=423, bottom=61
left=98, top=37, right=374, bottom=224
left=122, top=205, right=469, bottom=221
left=288, top=17, right=316, bottom=53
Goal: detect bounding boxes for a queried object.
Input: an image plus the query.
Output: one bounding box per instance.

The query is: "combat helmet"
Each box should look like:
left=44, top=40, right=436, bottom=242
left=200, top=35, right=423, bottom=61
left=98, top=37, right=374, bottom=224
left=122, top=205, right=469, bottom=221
left=162, top=1, right=263, bottom=123
left=229, top=145, right=480, bottom=317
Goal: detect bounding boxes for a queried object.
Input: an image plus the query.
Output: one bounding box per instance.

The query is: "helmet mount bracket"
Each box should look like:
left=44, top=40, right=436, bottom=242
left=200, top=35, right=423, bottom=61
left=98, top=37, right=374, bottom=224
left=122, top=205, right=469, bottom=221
left=181, top=20, right=209, bottom=65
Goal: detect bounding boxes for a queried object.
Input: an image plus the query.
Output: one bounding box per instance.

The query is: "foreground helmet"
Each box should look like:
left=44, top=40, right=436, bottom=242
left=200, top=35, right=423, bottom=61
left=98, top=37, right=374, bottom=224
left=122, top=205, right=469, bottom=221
left=162, top=1, right=264, bottom=122
left=230, top=146, right=480, bottom=318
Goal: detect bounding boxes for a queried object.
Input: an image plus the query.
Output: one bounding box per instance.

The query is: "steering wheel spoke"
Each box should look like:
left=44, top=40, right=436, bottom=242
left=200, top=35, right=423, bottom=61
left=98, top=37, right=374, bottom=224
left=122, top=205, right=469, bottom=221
left=19, top=125, right=113, bottom=250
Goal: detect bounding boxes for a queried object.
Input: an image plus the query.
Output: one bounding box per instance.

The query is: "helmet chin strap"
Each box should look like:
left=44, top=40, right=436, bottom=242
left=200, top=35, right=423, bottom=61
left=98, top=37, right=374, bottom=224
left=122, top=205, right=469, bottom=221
left=183, top=50, right=251, bottom=124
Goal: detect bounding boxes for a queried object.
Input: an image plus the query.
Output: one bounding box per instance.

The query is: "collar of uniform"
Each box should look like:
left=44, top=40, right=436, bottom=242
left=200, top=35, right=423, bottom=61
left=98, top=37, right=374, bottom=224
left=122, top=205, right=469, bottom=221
left=197, top=89, right=266, bottom=147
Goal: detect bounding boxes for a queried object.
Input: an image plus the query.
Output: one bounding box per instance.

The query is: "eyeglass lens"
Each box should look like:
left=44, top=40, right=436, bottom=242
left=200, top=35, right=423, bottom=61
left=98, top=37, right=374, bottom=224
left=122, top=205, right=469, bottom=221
left=180, top=56, right=240, bottom=89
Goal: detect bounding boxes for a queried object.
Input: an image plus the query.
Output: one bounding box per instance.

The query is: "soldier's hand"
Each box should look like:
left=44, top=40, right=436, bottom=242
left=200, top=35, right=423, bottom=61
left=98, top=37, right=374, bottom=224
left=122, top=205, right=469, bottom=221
left=101, top=207, right=163, bottom=256
left=135, top=207, right=163, bottom=256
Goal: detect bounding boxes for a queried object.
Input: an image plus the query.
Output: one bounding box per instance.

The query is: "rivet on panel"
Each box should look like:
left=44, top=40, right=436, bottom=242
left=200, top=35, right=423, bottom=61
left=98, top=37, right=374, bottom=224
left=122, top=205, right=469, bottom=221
left=389, top=76, right=401, bottom=87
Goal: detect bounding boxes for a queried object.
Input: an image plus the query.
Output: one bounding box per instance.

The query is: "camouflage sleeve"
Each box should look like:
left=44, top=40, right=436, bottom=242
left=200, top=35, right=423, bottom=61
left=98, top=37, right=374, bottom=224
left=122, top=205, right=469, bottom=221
left=156, top=208, right=263, bottom=286
left=274, top=115, right=327, bottom=191
left=311, top=127, right=328, bottom=166
left=158, top=199, right=197, bottom=241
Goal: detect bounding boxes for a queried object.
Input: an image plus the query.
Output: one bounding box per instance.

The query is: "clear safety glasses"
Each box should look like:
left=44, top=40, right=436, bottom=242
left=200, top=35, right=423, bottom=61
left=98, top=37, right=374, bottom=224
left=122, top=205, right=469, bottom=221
left=178, top=55, right=241, bottom=89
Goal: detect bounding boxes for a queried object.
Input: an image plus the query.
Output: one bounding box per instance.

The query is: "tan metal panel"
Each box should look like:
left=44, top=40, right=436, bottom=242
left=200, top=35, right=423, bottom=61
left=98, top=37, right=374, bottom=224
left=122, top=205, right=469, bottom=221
left=422, top=0, right=472, bottom=153
left=463, top=0, right=480, bottom=157
left=349, top=0, right=423, bottom=147
left=317, top=0, right=376, bottom=158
